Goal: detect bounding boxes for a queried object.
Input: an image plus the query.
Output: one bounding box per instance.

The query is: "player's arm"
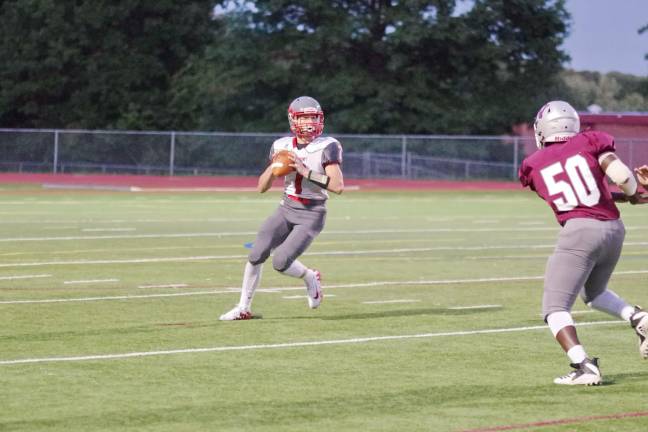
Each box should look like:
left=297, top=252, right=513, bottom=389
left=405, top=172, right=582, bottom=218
left=324, top=163, right=344, bottom=194
left=599, top=153, right=647, bottom=204
left=257, top=164, right=276, bottom=193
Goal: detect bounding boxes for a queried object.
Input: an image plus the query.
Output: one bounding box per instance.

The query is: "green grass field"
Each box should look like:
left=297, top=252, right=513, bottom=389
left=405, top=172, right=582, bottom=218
left=1, top=186, right=648, bottom=431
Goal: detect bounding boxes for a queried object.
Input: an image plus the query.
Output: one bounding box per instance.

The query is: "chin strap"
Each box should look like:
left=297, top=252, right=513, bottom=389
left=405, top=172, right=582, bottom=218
left=307, top=170, right=330, bottom=189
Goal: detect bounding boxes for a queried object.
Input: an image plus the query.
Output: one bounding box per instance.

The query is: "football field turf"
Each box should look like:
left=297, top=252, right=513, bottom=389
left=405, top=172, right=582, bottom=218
left=1, top=186, right=648, bottom=431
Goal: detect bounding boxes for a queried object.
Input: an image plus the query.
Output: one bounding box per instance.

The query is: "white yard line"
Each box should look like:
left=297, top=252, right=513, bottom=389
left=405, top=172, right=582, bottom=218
left=63, top=279, right=120, bottom=285
left=448, top=304, right=501, bottom=310
left=363, top=299, right=421, bottom=304
left=81, top=228, right=136, bottom=232
left=2, top=270, right=647, bottom=305
left=0, top=274, right=52, bottom=281
left=138, top=284, right=189, bottom=289
left=282, top=295, right=337, bottom=299
left=0, top=320, right=625, bottom=365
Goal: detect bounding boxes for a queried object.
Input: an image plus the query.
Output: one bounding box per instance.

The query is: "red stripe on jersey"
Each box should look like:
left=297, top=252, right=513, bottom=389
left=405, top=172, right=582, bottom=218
left=295, top=172, right=303, bottom=194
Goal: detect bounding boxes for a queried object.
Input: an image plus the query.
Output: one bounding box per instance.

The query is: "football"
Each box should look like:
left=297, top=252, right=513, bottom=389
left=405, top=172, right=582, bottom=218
left=271, top=150, right=295, bottom=177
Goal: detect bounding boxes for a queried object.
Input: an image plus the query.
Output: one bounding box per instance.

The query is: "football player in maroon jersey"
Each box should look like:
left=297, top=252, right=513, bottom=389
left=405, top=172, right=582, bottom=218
left=519, top=101, right=648, bottom=385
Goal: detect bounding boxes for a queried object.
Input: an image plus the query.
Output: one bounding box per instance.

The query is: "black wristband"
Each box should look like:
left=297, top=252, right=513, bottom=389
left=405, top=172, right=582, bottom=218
left=307, top=170, right=330, bottom=189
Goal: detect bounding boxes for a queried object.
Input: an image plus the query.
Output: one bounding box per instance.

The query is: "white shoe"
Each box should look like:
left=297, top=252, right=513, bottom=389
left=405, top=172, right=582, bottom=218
left=305, top=269, right=322, bottom=309
left=630, top=306, right=648, bottom=359
left=219, top=306, right=253, bottom=321
left=553, top=358, right=602, bottom=386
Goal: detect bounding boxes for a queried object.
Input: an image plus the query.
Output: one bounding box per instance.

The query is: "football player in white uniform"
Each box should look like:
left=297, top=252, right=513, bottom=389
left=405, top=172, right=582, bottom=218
left=220, top=96, right=344, bottom=320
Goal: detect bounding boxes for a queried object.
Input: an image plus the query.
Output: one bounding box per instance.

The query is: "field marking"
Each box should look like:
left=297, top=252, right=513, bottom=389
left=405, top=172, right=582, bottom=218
left=2, top=225, right=648, bottom=243
left=363, top=299, right=421, bottom=304
left=81, top=228, right=136, bottom=232
left=2, top=270, right=648, bottom=305
left=0, top=274, right=52, bottom=281
left=63, top=279, right=120, bottom=285
left=282, top=295, right=337, bottom=299
left=138, top=284, right=189, bottom=289
left=0, top=320, right=625, bottom=366
left=448, top=304, right=501, bottom=310
left=459, top=410, right=648, bottom=432
left=3, top=242, right=648, bottom=268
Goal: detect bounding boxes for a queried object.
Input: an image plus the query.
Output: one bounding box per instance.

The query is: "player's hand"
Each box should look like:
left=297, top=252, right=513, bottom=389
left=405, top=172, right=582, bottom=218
left=634, top=165, right=648, bottom=190
left=288, top=154, right=310, bottom=177
left=627, top=192, right=648, bottom=205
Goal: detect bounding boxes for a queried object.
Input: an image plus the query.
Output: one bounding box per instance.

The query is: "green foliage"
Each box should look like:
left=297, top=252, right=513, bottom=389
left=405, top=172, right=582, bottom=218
left=562, top=70, right=648, bottom=111
left=0, top=0, right=215, bottom=129
left=171, top=0, right=570, bottom=134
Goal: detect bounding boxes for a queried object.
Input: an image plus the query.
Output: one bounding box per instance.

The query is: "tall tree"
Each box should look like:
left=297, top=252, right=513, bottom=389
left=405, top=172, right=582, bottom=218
left=0, top=0, right=215, bottom=129
left=171, top=0, right=570, bottom=134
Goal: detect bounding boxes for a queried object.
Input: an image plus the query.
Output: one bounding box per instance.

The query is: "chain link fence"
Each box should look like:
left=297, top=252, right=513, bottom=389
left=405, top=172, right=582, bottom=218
left=1, top=129, right=646, bottom=180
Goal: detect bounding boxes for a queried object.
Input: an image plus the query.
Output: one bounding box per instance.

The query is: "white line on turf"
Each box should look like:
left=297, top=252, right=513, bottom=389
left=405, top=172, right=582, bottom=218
left=138, top=284, right=188, bottom=289
left=282, top=295, right=337, bottom=299
left=2, top=270, right=647, bottom=304
left=2, top=243, right=648, bottom=268
left=0, top=320, right=625, bottom=365
left=63, top=279, right=119, bottom=285
left=448, top=304, right=501, bottom=310
left=363, top=299, right=421, bottom=304
left=81, top=228, right=136, bottom=232
left=0, top=274, right=52, bottom=281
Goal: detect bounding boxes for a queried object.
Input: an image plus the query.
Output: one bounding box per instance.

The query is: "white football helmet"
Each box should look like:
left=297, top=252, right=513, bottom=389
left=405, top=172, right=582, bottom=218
left=288, top=96, right=324, bottom=141
left=533, top=100, right=580, bottom=149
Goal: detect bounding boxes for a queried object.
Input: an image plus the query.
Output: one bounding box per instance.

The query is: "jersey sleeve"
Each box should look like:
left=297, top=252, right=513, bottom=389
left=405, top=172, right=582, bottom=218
left=268, top=143, right=276, bottom=162
left=518, top=159, right=535, bottom=191
left=585, top=131, right=616, bottom=156
left=322, top=140, right=343, bottom=167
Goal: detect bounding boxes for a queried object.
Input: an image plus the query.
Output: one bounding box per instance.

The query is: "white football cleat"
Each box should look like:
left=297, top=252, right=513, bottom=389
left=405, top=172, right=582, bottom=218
left=305, top=269, right=322, bottom=309
left=553, top=358, right=601, bottom=386
left=630, top=306, right=648, bottom=359
left=219, top=306, right=253, bottom=321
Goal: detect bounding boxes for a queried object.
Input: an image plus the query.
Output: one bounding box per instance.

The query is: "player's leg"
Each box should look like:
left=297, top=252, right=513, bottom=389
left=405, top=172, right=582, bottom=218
left=582, top=219, right=648, bottom=357
left=543, top=219, right=600, bottom=385
left=272, top=205, right=326, bottom=309
left=220, top=207, right=291, bottom=320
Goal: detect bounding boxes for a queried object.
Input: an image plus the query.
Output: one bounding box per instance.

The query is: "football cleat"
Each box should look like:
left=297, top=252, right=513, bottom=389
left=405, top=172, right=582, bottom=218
left=305, top=269, right=322, bottom=309
left=553, top=357, right=602, bottom=386
left=630, top=306, right=648, bottom=359
left=219, top=306, right=253, bottom=321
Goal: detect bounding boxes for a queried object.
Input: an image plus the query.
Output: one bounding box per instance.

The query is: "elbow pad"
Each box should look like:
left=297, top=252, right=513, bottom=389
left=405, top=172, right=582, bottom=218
left=603, top=158, right=637, bottom=196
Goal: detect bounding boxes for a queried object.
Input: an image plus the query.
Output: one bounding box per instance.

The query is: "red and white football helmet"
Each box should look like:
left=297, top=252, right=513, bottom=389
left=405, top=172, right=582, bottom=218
left=533, top=100, right=580, bottom=149
left=288, top=96, right=324, bottom=141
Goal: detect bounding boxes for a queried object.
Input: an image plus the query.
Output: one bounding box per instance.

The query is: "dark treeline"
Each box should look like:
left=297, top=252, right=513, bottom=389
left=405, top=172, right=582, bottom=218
left=0, top=1, right=645, bottom=134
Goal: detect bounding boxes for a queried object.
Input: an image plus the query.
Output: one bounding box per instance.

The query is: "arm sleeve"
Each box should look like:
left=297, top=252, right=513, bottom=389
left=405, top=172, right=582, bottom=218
left=586, top=131, right=615, bottom=156
left=322, top=141, right=343, bottom=167
left=518, top=161, right=533, bottom=190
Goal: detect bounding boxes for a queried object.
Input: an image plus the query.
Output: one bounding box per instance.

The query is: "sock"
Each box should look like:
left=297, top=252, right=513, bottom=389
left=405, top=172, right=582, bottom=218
left=238, top=262, right=263, bottom=310
left=587, top=289, right=635, bottom=321
left=567, top=345, right=588, bottom=364
left=281, top=260, right=308, bottom=279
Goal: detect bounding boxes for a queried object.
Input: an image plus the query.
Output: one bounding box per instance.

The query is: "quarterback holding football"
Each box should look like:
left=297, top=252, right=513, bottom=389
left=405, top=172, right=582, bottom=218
left=519, top=100, right=648, bottom=385
left=220, top=96, right=344, bottom=321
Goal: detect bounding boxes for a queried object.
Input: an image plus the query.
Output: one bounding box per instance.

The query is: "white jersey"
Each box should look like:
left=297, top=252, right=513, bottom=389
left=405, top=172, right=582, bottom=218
left=270, top=136, right=343, bottom=201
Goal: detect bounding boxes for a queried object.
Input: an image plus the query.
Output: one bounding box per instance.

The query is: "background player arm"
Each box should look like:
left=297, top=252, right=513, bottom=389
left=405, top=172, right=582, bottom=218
left=599, top=152, right=646, bottom=204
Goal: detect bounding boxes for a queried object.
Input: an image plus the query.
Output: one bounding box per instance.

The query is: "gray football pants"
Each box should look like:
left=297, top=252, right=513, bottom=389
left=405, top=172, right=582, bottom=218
left=248, top=199, right=327, bottom=272
left=542, top=218, right=625, bottom=320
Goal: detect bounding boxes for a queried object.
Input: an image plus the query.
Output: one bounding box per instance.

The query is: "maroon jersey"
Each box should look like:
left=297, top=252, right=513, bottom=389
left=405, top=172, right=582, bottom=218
left=519, top=131, right=620, bottom=225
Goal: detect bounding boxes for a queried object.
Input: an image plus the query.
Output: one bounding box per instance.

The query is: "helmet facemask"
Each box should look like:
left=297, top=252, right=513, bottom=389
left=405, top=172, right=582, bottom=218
left=288, top=96, right=324, bottom=142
